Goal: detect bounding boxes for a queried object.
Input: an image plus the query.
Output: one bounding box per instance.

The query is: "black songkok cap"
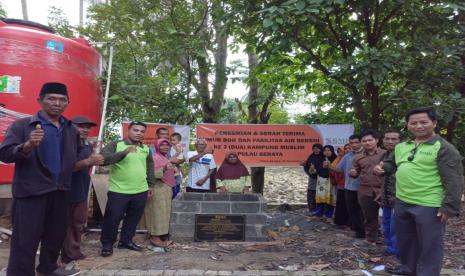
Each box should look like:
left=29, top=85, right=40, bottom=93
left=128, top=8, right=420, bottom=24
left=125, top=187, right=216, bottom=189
left=39, top=82, right=68, bottom=97
left=71, top=116, right=97, bottom=126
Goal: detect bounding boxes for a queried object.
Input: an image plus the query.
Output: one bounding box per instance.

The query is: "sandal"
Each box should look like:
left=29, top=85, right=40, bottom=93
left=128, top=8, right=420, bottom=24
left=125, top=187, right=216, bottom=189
left=150, top=238, right=167, bottom=248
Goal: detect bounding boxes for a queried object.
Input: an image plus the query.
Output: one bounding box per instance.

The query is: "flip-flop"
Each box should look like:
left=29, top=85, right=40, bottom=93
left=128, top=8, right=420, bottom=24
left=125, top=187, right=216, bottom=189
left=165, top=240, right=174, bottom=247
left=150, top=239, right=168, bottom=248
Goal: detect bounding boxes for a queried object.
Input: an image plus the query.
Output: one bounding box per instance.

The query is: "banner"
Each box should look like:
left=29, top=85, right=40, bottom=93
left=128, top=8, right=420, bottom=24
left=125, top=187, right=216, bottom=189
left=122, top=122, right=190, bottom=150
left=196, top=124, right=354, bottom=167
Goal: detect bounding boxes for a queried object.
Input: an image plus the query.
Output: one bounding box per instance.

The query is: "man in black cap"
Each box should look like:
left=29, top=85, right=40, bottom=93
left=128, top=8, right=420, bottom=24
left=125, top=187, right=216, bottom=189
left=0, top=82, right=81, bottom=276
left=61, top=117, right=104, bottom=264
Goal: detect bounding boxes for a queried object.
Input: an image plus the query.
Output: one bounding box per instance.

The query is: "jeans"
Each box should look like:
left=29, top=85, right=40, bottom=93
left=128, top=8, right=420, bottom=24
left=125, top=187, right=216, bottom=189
left=382, top=206, right=398, bottom=257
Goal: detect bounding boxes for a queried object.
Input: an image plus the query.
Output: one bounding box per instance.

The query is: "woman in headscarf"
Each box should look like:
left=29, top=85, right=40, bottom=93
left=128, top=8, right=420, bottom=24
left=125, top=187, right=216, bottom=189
left=315, top=145, right=337, bottom=220
left=216, top=152, right=251, bottom=193
left=303, top=143, right=323, bottom=214
left=140, top=138, right=175, bottom=247
left=332, top=144, right=350, bottom=227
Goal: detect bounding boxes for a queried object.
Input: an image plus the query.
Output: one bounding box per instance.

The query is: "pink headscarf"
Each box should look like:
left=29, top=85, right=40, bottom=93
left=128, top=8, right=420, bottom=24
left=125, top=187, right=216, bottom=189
left=153, top=139, right=176, bottom=187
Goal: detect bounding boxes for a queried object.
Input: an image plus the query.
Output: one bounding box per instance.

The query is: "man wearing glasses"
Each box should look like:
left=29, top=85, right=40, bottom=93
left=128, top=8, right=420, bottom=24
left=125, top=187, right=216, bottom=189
left=379, top=107, right=463, bottom=276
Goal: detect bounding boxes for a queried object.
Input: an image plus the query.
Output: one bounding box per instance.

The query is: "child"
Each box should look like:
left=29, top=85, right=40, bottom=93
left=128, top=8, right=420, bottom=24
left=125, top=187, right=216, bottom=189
left=169, top=132, right=185, bottom=198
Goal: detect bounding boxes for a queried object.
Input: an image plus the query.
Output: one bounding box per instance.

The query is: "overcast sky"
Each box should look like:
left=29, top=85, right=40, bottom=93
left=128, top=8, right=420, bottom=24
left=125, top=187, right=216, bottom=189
left=1, top=0, right=307, bottom=117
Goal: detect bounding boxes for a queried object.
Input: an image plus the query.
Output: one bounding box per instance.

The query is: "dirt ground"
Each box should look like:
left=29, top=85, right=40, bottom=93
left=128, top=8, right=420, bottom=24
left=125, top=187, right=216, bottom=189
left=1, top=205, right=464, bottom=272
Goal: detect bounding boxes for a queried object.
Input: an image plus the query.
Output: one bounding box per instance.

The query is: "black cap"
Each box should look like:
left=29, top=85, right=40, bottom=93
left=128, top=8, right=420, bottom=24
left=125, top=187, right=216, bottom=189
left=71, top=116, right=97, bottom=126
left=40, top=82, right=68, bottom=97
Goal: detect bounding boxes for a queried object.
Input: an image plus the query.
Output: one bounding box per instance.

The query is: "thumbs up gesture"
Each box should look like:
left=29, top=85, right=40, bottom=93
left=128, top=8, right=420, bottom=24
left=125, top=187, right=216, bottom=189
left=29, top=123, right=44, bottom=147
left=349, top=167, right=358, bottom=177
left=309, top=163, right=316, bottom=174
left=373, top=161, right=385, bottom=176
left=322, top=157, right=330, bottom=168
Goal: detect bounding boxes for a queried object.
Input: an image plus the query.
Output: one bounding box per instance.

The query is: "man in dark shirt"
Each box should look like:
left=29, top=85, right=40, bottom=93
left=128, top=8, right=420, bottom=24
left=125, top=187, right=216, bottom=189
left=61, top=117, right=104, bottom=264
left=0, top=83, right=81, bottom=276
left=374, top=129, right=402, bottom=256
left=349, top=129, right=385, bottom=243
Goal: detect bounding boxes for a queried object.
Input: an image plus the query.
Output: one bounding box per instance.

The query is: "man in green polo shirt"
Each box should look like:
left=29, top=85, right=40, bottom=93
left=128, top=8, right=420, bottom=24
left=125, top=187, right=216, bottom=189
left=99, top=121, right=155, bottom=257
left=380, top=107, right=463, bottom=276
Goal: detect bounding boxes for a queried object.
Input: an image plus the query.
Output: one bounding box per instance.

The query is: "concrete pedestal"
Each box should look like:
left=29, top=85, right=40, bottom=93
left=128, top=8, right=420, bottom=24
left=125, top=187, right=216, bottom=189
left=170, top=193, right=269, bottom=241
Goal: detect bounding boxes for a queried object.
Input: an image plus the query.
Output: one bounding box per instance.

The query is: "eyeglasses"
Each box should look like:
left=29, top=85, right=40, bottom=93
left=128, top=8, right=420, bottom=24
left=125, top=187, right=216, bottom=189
left=407, top=147, right=418, bottom=161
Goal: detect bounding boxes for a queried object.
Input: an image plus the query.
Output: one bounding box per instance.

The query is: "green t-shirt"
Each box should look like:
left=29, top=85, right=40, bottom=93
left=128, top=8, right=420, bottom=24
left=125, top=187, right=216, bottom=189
left=395, top=140, right=443, bottom=207
left=109, top=142, right=150, bottom=194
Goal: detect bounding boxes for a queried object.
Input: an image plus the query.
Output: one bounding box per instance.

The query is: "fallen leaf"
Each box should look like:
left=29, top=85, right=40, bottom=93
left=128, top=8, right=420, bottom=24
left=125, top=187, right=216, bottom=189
left=333, top=247, right=351, bottom=252
left=304, top=241, right=316, bottom=247
left=369, top=257, right=381, bottom=262
left=266, top=230, right=280, bottom=240
left=278, top=227, right=288, bottom=233
left=278, top=264, right=299, bottom=271
left=290, top=225, right=300, bottom=232
left=304, top=263, right=330, bottom=271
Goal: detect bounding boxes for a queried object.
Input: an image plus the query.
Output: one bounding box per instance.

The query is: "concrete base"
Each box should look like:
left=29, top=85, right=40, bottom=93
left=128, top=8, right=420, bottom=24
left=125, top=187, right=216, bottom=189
left=170, top=193, right=269, bottom=241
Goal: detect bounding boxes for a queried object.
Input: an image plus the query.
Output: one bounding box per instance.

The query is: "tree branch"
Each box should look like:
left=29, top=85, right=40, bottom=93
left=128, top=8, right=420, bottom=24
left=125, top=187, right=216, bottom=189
left=178, top=55, right=202, bottom=92
left=293, top=27, right=355, bottom=90
left=324, top=13, right=348, bottom=59
left=375, top=4, right=403, bottom=42
left=362, top=4, right=374, bottom=47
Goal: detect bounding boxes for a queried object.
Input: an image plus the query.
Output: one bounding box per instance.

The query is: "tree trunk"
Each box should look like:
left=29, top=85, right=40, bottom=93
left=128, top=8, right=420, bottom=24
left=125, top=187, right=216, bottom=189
left=446, top=54, right=465, bottom=142
left=188, top=1, right=228, bottom=124
left=251, top=167, right=265, bottom=194
left=350, top=87, right=370, bottom=129
left=247, top=50, right=270, bottom=194
left=21, top=0, right=28, bottom=20
left=79, top=0, right=84, bottom=26
left=366, top=82, right=380, bottom=130
left=247, top=51, right=259, bottom=124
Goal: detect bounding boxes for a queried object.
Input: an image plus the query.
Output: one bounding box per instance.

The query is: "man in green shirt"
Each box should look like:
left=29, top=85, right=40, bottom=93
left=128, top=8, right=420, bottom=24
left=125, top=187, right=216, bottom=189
left=380, top=107, right=463, bottom=276
left=99, top=121, right=155, bottom=257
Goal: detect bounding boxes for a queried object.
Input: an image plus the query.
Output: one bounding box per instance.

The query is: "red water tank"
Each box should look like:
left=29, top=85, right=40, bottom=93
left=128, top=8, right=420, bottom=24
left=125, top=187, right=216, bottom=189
left=0, top=18, right=102, bottom=184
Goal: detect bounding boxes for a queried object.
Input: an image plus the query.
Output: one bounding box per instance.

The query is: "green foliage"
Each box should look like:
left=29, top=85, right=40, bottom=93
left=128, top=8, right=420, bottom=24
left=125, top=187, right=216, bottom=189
left=44, top=0, right=465, bottom=156
left=79, top=0, right=232, bottom=124
left=47, top=6, right=75, bottom=37
left=76, top=1, right=197, bottom=126
left=260, top=0, right=465, bottom=134
left=0, top=3, right=6, bottom=17
left=268, top=102, right=290, bottom=124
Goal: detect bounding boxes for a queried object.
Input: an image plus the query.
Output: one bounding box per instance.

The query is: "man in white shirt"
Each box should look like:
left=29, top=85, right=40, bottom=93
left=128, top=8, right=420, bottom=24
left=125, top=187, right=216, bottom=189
left=187, top=139, right=216, bottom=192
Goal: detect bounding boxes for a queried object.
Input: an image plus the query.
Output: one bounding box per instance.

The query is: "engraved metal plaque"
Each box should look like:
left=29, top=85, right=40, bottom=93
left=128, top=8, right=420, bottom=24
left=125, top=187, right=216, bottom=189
left=194, top=214, right=246, bottom=242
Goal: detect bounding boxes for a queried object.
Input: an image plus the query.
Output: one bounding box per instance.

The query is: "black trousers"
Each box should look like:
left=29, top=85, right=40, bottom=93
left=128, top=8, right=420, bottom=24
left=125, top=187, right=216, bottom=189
left=358, top=192, right=380, bottom=242
left=395, top=200, right=445, bottom=276
left=334, top=188, right=350, bottom=226
left=8, top=190, right=69, bottom=276
left=307, top=189, right=316, bottom=212
left=344, top=189, right=365, bottom=238
left=100, top=191, right=147, bottom=249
